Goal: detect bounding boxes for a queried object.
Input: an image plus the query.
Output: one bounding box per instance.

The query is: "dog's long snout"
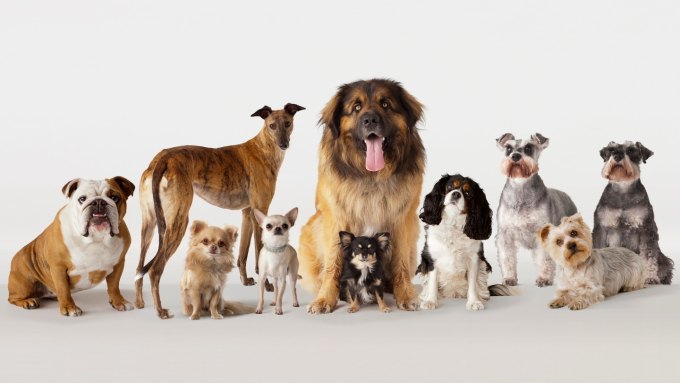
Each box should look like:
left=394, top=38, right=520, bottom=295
left=511, top=153, right=522, bottom=162
left=361, top=112, right=381, bottom=131
left=567, top=242, right=577, bottom=251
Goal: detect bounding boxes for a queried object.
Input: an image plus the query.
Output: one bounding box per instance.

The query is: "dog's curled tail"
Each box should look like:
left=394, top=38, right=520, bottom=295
left=136, top=157, right=170, bottom=280
left=222, top=301, right=255, bottom=315
left=489, top=284, right=520, bottom=296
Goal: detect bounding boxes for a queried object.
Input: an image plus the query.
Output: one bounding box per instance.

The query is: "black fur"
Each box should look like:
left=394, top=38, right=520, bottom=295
left=338, top=231, right=390, bottom=305
left=416, top=226, right=435, bottom=275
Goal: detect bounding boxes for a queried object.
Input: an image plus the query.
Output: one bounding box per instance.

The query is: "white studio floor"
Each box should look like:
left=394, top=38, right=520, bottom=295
left=1, top=257, right=678, bottom=383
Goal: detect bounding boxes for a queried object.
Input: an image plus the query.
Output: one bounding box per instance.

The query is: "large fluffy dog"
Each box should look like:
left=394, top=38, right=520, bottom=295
left=298, top=79, right=426, bottom=313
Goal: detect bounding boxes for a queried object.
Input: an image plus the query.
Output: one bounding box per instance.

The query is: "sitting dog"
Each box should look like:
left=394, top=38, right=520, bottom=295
left=339, top=231, right=391, bottom=313
left=180, top=221, right=239, bottom=320
left=539, top=213, right=646, bottom=310
left=495, top=133, right=577, bottom=287
left=8, top=177, right=135, bottom=316
left=593, top=141, right=674, bottom=284
left=418, top=174, right=512, bottom=311
left=254, top=208, right=300, bottom=315
left=135, top=103, right=305, bottom=319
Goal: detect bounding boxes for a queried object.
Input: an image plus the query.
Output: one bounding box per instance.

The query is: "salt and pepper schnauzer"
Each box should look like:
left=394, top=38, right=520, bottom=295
left=495, top=133, right=577, bottom=287
left=593, top=141, right=674, bottom=284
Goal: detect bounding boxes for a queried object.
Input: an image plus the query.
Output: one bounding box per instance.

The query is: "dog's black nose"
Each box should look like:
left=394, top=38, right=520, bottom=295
left=567, top=242, right=577, bottom=251
left=92, top=199, right=107, bottom=213
left=210, top=245, right=218, bottom=254
left=613, top=154, right=623, bottom=162
left=274, top=227, right=283, bottom=235
left=451, top=191, right=461, bottom=200
left=362, top=112, right=381, bottom=130
left=511, top=153, right=522, bottom=162
left=279, top=143, right=289, bottom=150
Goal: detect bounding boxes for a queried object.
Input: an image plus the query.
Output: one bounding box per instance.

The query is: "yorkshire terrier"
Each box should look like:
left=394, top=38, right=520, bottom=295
left=339, top=231, right=391, bottom=313
left=539, top=213, right=646, bottom=310
left=180, top=221, right=239, bottom=320
left=253, top=208, right=300, bottom=315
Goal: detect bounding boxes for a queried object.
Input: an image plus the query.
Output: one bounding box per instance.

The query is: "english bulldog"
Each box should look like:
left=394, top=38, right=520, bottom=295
left=7, top=177, right=135, bottom=316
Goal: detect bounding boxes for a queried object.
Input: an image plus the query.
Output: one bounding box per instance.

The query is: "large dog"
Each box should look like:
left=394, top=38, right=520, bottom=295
left=135, top=103, right=305, bottom=319
left=298, top=79, right=426, bottom=313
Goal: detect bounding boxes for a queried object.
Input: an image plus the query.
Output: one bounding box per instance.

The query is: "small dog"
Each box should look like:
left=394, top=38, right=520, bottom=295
left=593, top=141, right=674, bottom=284
left=180, top=221, right=238, bottom=320
left=418, top=174, right=512, bottom=311
left=135, top=103, right=305, bottom=319
left=254, top=208, right=300, bottom=315
left=539, top=213, right=646, bottom=310
left=339, top=231, right=391, bottom=313
left=495, top=133, right=577, bottom=287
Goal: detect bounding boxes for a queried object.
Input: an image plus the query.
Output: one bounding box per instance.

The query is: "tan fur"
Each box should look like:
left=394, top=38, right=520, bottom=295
left=298, top=80, right=425, bottom=313
left=7, top=177, right=134, bottom=316
left=180, top=221, right=240, bottom=320
left=134, top=104, right=304, bottom=318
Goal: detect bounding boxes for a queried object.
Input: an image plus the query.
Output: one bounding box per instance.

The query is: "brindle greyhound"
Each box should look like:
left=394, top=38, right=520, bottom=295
left=134, top=103, right=305, bottom=318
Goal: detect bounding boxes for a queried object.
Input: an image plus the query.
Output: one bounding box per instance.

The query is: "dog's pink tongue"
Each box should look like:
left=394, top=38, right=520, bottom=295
left=364, top=137, right=385, bottom=172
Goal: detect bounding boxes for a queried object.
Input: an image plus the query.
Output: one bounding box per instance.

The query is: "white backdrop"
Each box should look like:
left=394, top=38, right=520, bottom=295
left=1, top=0, right=679, bottom=286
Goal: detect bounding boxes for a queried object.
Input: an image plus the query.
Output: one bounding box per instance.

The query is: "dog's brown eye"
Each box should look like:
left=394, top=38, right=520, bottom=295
left=556, top=239, right=564, bottom=246
left=202, top=239, right=209, bottom=245
left=367, top=244, right=372, bottom=248
left=218, top=240, right=225, bottom=247
left=505, top=146, right=513, bottom=155
left=78, top=196, right=87, bottom=204
left=569, top=230, right=578, bottom=237
left=269, top=124, right=275, bottom=130
left=357, top=244, right=362, bottom=249
left=265, top=224, right=273, bottom=230
left=282, top=223, right=289, bottom=230
left=354, top=103, right=361, bottom=112
left=381, top=101, right=388, bottom=109
left=284, top=121, right=291, bottom=128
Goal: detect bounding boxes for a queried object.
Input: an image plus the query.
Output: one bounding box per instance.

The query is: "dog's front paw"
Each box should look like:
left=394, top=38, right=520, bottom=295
left=419, top=300, right=438, bottom=310
left=549, top=298, right=568, bottom=309
left=292, top=302, right=300, bottom=307
left=60, top=304, right=83, bottom=317
left=568, top=299, right=589, bottom=311
left=535, top=278, right=553, bottom=287
left=396, top=299, right=419, bottom=311
left=380, top=306, right=391, bottom=313
left=157, top=308, right=173, bottom=319
left=503, top=278, right=518, bottom=286
left=190, top=313, right=200, bottom=320
left=255, top=308, right=263, bottom=314
left=347, top=305, right=360, bottom=313
left=241, top=276, right=256, bottom=286
left=14, top=298, right=40, bottom=310
left=274, top=307, right=283, bottom=315
left=110, top=299, right=134, bottom=312
left=466, top=300, right=485, bottom=311
left=645, top=277, right=660, bottom=285
left=264, top=280, right=274, bottom=292
left=307, top=298, right=336, bottom=314
left=134, top=298, right=145, bottom=309
left=211, top=313, right=224, bottom=320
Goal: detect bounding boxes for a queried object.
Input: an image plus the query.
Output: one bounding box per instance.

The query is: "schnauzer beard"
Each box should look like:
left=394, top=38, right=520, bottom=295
left=501, top=157, right=539, bottom=179
left=601, top=157, right=640, bottom=182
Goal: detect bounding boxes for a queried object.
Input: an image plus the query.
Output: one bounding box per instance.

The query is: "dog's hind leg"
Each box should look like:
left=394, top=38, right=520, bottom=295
left=289, top=257, right=300, bottom=308
left=237, top=207, right=255, bottom=286
left=135, top=197, right=156, bottom=309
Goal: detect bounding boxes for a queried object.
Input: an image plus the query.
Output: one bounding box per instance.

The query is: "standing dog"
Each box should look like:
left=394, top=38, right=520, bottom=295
left=180, top=221, right=239, bottom=320
left=339, top=231, right=391, bottom=313
left=495, top=133, right=577, bottom=287
left=298, top=79, right=426, bottom=314
left=135, top=103, right=305, bottom=318
left=8, top=177, right=135, bottom=316
left=593, top=141, right=673, bottom=284
left=418, top=174, right=511, bottom=311
left=540, top=214, right=646, bottom=310
left=254, top=208, right=300, bottom=315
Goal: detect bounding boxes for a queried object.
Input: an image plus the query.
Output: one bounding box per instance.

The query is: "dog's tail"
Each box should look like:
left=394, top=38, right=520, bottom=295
left=135, top=157, right=170, bottom=281
left=222, top=300, right=255, bottom=315
left=489, top=284, right=520, bottom=296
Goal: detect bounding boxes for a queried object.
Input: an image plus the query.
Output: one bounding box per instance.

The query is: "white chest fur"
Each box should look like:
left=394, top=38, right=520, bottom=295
left=61, top=209, right=124, bottom=292
left=597, top=206, right=648, bottom=229
left=427, top=210, right=481, bottom=285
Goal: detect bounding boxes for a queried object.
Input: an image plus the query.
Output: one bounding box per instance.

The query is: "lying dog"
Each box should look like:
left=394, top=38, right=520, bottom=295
left=135, top=103, right=304, bottom=319
left=539, top=213, right=646, bottom=310
left=8, top=177, right=135, bottom=316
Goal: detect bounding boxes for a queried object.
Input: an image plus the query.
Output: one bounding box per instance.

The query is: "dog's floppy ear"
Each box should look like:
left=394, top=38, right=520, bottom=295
left=251, top=105, right=273, bottom=120
left=253, top=209, right=267, bottom=226
left=394, top=82, right=424, bottom=132
left=319, top=85, right=348, bottom=138
left=538, top=224, right=552, bottom=244
left=338, top=231, right=355, bottom=249
left=463, top=180, right=493, bottom=240
left=599, top=146, right=612, bottom=161
left=222, top=225, right=239, bottom=242
left=61, top=178, right=81, bottom=198
left=496, top=133, right=515, bottom=150
left=419, top=174, right=451, bottom=225
left=531, top=133, right=549, bottom=150
left=110, top=176, right=135, bottom=198
left=285, top=207, right=299, bottom=227
left=190, top=220, right=207, bottom=237
left=374, top=232, right=390, bottom=251
left=284, top=103, right=305, bottom=116
left=635, top=142, right=653, bottom=163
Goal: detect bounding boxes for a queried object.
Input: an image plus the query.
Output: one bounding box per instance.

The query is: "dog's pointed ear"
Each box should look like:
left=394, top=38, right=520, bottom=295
left=374, top=232, right=391, bottom=251
left=190, top=220, right=207, bottom=237
left=253, top=209, right=267, bottom=226
left=538, top=224, right=552, bottom=244
left=285, top=207, right=299, bottom=227
left=61, top=178, right=81, bottom=198
left=635, top=142, right=653, bottom=163
left=463, top=180, right=493, bottom=241
left=531, top=133, right=549, bottom=149
left=251, top=105, right=273, bottom=120
left=109, top=176, right=135, bottom=198
left=284, top=103, right=305, bottom=116
left=394, top=82, right=424, bottom=132
left=419, top=175, right=451, bottom=225
left=338, top=231, right=355, bottom=249
left=222, top=225, right=239, bottom=242
left=496, top=133, right=515, bottom=150
left=320, top=85, right=348, bottom=138
left=569, top=213, right=585, bottom=224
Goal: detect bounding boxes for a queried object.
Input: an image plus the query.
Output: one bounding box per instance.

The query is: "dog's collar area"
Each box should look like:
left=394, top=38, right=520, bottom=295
left=264, top=245, right=287, bottom=253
